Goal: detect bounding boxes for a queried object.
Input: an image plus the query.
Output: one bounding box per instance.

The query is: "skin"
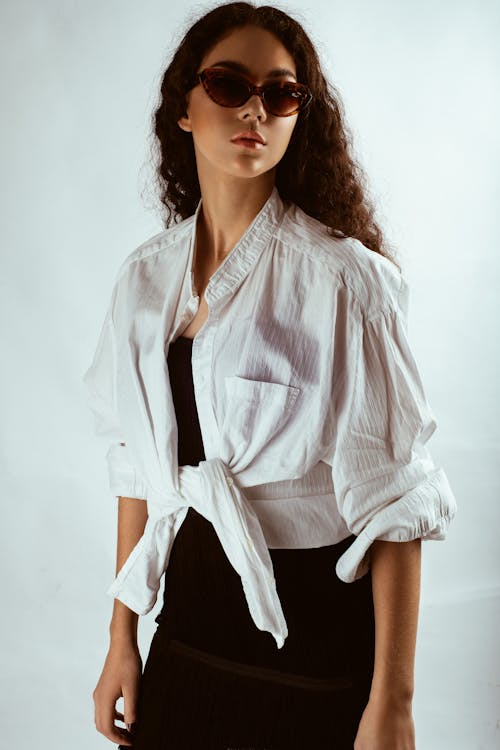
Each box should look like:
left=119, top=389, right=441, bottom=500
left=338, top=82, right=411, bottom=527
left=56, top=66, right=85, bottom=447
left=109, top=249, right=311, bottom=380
left=355, top=538, right=420, bottom=749
left=92, top=24, right=420, bottom=749
left=93, top=497, right=146, bottom=746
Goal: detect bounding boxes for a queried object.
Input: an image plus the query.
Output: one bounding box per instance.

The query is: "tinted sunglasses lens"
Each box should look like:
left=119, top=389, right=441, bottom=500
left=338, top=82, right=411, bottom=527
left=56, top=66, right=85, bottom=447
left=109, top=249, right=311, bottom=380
left=206, top=74, right=248, bottom=106
left=265, top=83, right=308, bottom=115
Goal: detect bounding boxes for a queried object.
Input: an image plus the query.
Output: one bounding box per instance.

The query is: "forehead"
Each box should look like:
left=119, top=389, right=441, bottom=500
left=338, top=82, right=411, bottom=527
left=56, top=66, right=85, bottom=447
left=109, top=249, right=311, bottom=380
left=202, top=26, right=297, bottom=79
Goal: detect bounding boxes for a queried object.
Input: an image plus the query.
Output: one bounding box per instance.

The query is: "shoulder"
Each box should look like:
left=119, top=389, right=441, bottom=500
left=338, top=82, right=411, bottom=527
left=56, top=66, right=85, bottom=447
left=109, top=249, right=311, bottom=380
left=282, top=202, right=408, bottom=320
left=113, top=214, right=196, bottom=285
left=338, top=236, right=408, bottom=320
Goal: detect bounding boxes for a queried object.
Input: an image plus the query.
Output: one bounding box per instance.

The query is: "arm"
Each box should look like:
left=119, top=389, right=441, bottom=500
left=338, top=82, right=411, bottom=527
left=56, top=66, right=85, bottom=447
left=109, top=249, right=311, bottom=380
left=368, top=537, right=422, bottom=705
left=109, top=496, right=148, bottom=647
left=93, top=497, right=148, bottom=745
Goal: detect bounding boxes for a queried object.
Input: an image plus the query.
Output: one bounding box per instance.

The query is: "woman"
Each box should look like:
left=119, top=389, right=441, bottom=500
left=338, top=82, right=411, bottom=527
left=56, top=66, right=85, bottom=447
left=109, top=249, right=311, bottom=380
left=86, top=3, right=457, bottom=748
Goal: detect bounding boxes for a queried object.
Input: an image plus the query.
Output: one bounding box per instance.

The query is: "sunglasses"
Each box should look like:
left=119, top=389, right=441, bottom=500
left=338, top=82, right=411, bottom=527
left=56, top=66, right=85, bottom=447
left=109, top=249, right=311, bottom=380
left=190, top=67, right=313, bottom=117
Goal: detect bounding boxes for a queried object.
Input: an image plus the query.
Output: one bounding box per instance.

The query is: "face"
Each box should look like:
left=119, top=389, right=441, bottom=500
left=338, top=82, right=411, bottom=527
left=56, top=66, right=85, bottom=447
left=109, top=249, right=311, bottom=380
left=177, top=25, right=300, bottom=182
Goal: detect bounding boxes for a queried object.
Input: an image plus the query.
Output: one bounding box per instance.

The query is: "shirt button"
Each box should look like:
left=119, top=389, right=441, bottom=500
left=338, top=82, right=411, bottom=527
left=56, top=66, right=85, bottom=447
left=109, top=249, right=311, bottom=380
left=225, top=476, right=234, bottom=487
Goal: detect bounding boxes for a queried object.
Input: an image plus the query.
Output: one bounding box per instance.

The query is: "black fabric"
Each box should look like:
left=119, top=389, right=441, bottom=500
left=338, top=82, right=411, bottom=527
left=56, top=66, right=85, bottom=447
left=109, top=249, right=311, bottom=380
left=125, top=334, right=375, bottom=749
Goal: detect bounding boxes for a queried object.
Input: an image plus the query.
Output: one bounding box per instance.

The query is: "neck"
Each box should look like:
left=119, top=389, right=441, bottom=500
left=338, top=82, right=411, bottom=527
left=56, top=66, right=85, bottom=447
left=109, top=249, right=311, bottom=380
left=195, top=176, right=275, bottom=265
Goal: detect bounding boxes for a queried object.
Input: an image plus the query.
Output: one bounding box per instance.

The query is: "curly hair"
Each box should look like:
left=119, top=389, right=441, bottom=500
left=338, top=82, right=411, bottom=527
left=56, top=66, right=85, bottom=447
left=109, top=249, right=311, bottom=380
left=147, top=1, right=400, bottom=270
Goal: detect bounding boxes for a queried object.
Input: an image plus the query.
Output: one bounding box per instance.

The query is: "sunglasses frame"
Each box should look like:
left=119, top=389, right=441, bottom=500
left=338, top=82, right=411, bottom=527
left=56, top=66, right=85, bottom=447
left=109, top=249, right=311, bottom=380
left=190, top=66, right=313, bottom=117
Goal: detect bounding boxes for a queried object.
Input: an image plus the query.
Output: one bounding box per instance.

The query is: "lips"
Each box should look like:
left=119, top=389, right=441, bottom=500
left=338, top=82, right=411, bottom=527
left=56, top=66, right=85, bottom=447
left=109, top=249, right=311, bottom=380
left=231, top=130, right=266, bottom=145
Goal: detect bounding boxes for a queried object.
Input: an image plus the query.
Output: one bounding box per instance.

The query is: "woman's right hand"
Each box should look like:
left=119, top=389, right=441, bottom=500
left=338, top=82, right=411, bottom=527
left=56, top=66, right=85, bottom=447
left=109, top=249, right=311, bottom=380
left=92, top=640, right=143, bottom=746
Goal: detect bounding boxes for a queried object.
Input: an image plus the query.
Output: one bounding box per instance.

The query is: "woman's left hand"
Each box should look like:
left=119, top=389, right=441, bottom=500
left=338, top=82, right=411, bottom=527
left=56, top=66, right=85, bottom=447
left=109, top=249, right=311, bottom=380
left=353, top=694, right=416, bottom=750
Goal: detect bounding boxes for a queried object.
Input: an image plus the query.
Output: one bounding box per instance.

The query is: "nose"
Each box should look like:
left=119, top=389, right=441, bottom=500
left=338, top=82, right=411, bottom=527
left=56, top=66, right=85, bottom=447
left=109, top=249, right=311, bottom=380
left=238, top=93, right=267, bottom=121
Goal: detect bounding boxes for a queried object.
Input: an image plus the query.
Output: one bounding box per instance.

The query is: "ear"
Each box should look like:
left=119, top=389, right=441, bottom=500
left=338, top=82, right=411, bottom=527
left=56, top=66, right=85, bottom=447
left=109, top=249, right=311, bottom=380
left=177, top=116, right=191, bottom=133
left=177, top=105, right=192, bottom=133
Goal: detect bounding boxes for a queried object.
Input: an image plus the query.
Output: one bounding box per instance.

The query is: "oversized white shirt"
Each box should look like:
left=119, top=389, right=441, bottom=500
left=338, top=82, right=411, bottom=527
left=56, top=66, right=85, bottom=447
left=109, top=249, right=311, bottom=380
left=83, top=185, right=457, bottom=649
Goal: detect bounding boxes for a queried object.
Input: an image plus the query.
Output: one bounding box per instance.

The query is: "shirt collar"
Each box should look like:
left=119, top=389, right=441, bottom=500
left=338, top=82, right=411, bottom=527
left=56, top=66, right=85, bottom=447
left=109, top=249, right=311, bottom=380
left=188, top=185, right=286, bottom=306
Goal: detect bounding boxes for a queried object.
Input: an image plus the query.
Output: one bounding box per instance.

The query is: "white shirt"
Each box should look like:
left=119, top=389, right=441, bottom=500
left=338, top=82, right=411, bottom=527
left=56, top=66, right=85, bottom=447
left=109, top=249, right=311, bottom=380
left=83, top=185, right=457, bottom=649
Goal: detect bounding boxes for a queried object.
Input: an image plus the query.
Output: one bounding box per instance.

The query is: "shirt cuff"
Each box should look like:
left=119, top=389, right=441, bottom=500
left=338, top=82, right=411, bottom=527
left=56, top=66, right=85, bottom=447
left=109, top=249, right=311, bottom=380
left=106, top=442, right=148, bottom=499
left=335, top=467, right=457, bottom=582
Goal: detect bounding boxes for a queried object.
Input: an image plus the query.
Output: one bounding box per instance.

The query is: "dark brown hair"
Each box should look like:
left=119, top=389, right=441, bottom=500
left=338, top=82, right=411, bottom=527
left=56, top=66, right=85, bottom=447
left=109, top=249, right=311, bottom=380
left=147, top=1, right=400, bottom=269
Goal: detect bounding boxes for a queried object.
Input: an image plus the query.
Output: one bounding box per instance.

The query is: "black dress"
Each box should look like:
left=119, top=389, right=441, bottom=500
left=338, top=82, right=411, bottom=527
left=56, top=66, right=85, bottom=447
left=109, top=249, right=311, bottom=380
left=126, top=335, right=375, bottom=750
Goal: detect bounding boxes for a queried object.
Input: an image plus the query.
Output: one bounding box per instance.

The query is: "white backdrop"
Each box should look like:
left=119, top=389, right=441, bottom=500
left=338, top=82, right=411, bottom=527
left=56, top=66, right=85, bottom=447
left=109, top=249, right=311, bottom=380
left=1, top=0, right=498, bottom=748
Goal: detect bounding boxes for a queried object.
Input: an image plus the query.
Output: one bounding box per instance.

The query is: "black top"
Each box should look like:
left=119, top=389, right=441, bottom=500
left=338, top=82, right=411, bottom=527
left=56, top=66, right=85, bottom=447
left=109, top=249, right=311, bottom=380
left=166, top=334, right=205, bottom=466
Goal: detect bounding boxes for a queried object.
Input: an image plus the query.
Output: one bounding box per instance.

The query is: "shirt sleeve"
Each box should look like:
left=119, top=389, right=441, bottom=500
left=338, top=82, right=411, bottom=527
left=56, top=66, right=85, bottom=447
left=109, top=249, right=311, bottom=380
left=327, top=276, right=457, bottom=583
left=83, top=297, right=148, bottom=501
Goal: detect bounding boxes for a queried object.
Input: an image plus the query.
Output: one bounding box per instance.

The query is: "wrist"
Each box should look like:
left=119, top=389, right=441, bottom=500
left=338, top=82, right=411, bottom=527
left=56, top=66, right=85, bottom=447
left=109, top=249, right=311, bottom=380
left=109, top=628, right=138, bottom=648
left=109, top=601, right=139, bottom=645
left=369, top=679, right=414, bottom=708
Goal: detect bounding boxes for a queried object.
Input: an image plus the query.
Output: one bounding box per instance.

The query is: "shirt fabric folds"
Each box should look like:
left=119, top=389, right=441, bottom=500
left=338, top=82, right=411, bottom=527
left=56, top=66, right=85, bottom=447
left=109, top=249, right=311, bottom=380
left=83, top=185, right=457, bottom=649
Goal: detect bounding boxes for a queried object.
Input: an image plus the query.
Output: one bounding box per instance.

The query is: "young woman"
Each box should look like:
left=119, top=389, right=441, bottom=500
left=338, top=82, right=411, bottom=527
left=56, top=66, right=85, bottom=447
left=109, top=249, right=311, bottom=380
left=85, top=3, right=457, bottom=748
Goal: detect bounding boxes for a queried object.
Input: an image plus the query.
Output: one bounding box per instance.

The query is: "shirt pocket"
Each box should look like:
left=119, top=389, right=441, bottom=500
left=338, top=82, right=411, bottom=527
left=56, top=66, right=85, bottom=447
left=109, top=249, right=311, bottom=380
left=219, top=375, right=301, bottom=473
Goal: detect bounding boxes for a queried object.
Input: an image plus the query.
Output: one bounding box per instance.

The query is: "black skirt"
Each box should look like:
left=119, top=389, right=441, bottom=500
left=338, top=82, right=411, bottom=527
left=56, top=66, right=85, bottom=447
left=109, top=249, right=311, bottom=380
left=124, top=335, right=375, bottom=750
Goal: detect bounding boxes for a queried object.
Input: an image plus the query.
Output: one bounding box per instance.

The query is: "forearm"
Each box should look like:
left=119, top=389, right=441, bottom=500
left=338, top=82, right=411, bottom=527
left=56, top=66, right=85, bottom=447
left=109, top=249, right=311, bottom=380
left=368, top=537, right=422, bottom=705
left=109, top=496, right=148, bottom=646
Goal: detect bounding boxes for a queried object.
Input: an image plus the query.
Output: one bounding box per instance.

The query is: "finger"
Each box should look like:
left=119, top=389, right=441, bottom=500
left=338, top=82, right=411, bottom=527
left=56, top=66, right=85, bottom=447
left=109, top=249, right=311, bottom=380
left=96, top=721, right=132, bottom=745
left=109, top=723, right=133, bottom=745
left=116, top=733, right=134, bottom=748
left=113, top=708, right=133, bottom=738
left=96, top=698, right=133, bottom=745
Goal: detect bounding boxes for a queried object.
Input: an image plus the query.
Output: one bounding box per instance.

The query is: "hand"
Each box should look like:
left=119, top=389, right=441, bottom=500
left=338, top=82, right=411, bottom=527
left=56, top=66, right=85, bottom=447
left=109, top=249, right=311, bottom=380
left=93, top=640, right=143, bottom=746
left=354, top=695, right=416, bottom=750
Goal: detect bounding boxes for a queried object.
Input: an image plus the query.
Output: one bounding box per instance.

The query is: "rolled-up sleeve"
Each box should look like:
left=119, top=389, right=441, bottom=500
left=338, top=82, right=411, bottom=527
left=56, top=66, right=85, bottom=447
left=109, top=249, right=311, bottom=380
left=328, top=278, right=457, bottom=583
left=83, top=299, right=148, bottom=501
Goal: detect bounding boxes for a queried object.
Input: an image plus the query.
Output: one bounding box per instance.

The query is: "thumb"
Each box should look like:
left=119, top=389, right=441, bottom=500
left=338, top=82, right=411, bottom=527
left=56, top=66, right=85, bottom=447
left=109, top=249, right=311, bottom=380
left=123, top=683, right=139, bottom=728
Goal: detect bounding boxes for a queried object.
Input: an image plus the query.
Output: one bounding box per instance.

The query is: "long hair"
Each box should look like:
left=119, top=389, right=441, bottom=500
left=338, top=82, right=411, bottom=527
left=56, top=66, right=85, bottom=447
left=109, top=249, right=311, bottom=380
left=147, top=1, right=400, bottom=269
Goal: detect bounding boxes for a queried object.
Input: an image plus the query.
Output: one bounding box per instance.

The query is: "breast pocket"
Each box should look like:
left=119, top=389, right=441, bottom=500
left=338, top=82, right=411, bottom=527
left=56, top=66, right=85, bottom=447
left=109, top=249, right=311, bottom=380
left=219, top=375, right=301, bottom=475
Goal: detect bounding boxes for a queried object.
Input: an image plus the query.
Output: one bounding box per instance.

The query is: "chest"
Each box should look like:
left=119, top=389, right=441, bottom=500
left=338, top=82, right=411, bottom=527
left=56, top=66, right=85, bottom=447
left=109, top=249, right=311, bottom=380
left=180, top=296, right=208, bottom=339
left=180, top=239, right=225, bottom=340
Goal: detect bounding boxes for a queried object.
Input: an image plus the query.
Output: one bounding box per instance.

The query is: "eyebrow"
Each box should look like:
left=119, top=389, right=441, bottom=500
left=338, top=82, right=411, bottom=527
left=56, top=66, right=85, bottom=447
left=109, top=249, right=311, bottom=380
left=208, top=60, right=297, bottom=80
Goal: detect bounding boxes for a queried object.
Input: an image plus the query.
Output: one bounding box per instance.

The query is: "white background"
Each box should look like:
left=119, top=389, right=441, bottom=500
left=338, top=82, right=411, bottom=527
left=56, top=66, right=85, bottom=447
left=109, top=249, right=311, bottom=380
left=1, top=0, right=498, bottom=747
